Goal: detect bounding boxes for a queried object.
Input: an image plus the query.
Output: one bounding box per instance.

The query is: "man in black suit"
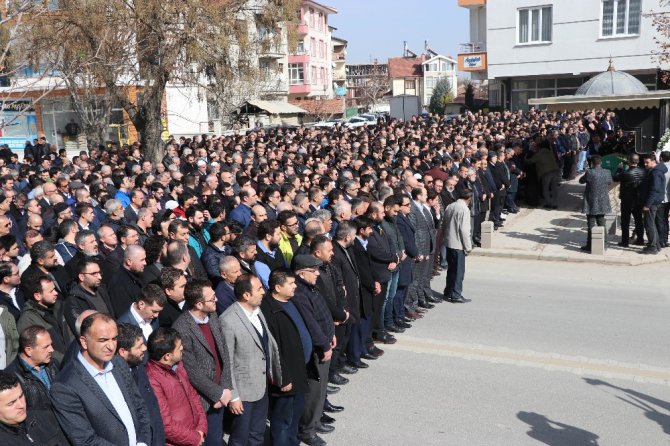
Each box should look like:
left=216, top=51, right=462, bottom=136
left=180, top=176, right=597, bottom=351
left=116, top=323, right=166, bottom=446
left=108, top=245, right=147, bottom=317
left=350, top=216, right=383, bottom=365
left=364, top=202, right=398, bottom=345
left=51, top=313, right=152, bottom=446
left=157, top=267, right=187, bottom=328
left=117, top=284, right=165, bottom=341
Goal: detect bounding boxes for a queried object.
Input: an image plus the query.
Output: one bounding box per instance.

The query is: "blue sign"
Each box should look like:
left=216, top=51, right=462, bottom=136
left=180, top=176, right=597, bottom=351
left=335, top=87, right=346, bottom=96
left=0, top=137, right=30, bottom=150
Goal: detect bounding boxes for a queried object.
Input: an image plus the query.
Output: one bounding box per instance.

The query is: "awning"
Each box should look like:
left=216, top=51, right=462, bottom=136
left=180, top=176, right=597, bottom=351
left=242, top=100, right=306, bottom=115
left=529, top=90, right=670, bottom=112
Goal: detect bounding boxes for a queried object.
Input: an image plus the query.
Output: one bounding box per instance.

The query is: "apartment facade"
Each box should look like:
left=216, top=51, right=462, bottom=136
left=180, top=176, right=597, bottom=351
left=288, top=0, right=337, bottom=100
left=458, top=0, right=663, bottom=110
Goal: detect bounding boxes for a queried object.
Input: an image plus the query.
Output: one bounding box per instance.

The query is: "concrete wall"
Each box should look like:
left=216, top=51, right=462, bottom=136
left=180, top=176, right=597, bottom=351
left=487, top=0, right=659, bottom=79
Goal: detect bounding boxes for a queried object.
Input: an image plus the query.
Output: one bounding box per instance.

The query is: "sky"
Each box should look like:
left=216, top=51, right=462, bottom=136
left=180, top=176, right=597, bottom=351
left=324, top=0, right=470, bottom=64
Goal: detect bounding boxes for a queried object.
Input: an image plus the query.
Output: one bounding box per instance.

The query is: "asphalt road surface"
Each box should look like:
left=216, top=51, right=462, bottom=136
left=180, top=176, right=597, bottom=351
left=322, top=257, right=670, bottom=445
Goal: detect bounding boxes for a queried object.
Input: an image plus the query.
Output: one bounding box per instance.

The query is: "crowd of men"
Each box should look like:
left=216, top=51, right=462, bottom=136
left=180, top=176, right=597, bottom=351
left=0, top=106, right=668, bottom=446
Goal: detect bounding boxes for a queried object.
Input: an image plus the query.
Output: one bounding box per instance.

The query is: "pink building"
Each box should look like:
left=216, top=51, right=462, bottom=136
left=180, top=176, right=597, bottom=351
left=289, top=0, right=337, bottom=100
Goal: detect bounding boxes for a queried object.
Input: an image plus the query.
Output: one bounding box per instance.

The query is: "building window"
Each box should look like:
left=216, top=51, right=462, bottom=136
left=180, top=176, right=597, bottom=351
left=312, top=66, right=318, bottom=84
left=319, top=40, right=324, bottom=58
left=320, top=67, right=326, bottom=85
left=310, top=38, right=316, bottom=57
left=318, top=12, right=324, bottom=31
left=601, top=0, right=641, bottom=36
left=310, top=8, right=315, bottom=28
left=289, top=63, right=304, bottom=85
left=297, top=40, right=305, bottom=54
left=518, top=6, right=552, bottom=44
left=404, top=79, right=416, bottom=90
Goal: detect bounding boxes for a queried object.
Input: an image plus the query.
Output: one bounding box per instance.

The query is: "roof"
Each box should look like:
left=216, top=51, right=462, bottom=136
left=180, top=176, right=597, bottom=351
left=289, top=99, right=343, bottom=116
left=423, top=54, right=457, bottom=65
left=245, top=100, right=306, bottom=114
left=303, top=0, right=337, bottom=14
left=388, top=56, right=426, bottom=78
left=528, top=90, right=670, bottom=112
left=576, top=65, right=648, bottom=96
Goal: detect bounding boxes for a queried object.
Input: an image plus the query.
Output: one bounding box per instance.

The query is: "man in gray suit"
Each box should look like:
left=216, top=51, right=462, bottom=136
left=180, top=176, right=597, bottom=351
left=51, top=312, right=152, bottom=445
left=220, top=274, right=282, bottom=446
left=172, top=279, right=233, bottom=446
left=407, top=187, right=439, bottom=310
left=579, top=155, right=612, bottom=253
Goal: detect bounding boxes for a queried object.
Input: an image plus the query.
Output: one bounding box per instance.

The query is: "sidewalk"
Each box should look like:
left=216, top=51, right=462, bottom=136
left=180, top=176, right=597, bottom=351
left=470, top=179, right=670, bottom=266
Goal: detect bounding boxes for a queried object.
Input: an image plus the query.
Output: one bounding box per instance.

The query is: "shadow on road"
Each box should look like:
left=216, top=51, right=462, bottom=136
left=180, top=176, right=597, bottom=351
left=517, top=411, right=600, bottom=445
left=584, top=378, right=670, bottom=435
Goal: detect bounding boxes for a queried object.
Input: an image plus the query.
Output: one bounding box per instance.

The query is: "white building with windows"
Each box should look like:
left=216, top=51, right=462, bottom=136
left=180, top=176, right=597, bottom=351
left=458, top=0, right=664, bottom=110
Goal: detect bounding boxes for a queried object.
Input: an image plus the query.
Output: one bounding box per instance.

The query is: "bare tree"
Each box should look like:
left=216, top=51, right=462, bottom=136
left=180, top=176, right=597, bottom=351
left=649, top=1, right=670, bottom=82
left=359, top=63, right=389, bottom=112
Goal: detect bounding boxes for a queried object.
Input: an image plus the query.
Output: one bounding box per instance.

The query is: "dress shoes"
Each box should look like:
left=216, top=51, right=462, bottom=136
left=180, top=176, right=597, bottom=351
left=316, top=423, right=335, bottom=434
left=338, top=364, right=358, bottom=375
left=361, top=353, right=378, bottom=361
left=385, top=324, right=405, bottom=334
left=328, top=373, right=349, bottom=386
left=449, top=296, right=472, bottom=303
left=326, top=385, right=340, bottom=395
left=321, top=413, right=336, bottom=424
left=580, top=246, right=591, bottom=253
left=373, top=332, right=396, bottom=344
left=396, top=320, right=412, bottom=329
left=324, top=400, right=344, bottom=413
left=368, top=346, right=384, bottom=357
left=418, top=301, right=434, bottom=310
left=348, top=360, right=369, bottom=369
left=405, top=311, right=421, bottom=320
left=299, top=434, right=327, bottom=446
left=426, top=296, right=442, bottom=304
left=633, top=239, right=646, bottom=246
left=617, top=241, right=629, bottom=247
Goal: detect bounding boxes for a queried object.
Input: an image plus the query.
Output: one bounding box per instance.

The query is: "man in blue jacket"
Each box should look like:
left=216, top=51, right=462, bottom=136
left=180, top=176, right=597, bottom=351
left=639, top=154, right=668, bottom=254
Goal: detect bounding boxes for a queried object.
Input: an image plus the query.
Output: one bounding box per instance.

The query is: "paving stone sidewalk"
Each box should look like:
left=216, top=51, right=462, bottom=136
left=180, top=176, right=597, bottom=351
left=470, top=179, right=670, bottom=265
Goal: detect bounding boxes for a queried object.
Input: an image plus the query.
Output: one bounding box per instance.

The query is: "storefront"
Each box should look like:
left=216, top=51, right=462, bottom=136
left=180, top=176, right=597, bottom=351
left=0, top=100, right=39, bottom=150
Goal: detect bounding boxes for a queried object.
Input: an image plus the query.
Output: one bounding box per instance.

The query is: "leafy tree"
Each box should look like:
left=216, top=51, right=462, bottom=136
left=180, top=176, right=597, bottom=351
left=464, top=82, right=475, bottom=109
left=428, top=78, right=453, bottom=115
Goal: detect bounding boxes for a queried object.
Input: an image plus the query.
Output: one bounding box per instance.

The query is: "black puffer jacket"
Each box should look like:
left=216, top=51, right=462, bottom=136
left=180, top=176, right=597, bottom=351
left=4, top=359, right=70, bottom=445
left=613, top=165, right=646, bottom=204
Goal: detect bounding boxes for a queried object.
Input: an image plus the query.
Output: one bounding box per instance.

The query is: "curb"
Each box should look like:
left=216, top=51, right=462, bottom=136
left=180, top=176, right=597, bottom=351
left=469, top=247, right=670, bottom=266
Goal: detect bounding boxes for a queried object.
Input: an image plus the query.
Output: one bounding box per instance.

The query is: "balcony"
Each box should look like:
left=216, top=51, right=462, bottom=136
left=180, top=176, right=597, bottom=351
left=459, top=42, right=486, bottom=53
left=289, top=83, right=312, bottom=95
left=458, top=0, right=486, bottom=7
left=297, top=23, right=308, bottom=34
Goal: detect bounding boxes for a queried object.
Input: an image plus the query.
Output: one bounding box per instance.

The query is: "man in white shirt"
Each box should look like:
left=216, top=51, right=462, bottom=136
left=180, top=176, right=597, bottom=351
left=220, top=274, right=281, bottom=446
left=117, top=284, right=165, bottom=340
left=50, top=312, right=152, bottom=445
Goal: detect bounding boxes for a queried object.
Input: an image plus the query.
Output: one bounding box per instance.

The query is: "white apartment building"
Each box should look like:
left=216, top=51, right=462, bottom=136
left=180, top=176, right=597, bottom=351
left=458, top=0, right=664, bottom=110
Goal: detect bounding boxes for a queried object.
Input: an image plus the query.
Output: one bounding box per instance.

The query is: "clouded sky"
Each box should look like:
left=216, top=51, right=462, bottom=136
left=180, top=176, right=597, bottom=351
left=324, top=0, right=470, bottom=64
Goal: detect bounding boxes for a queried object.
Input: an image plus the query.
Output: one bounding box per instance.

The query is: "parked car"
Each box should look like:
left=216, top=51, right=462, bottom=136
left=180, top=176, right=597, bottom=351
left=344, top=116, right=372, bottom=129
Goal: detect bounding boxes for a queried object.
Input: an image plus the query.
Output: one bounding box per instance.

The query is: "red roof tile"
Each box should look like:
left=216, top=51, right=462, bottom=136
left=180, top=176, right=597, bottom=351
left=289, top=99, right=343, bottom=116
left=388, top=56, right=426, bottom=78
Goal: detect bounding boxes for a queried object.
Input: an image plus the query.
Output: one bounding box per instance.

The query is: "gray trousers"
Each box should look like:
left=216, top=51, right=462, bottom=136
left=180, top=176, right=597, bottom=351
left=300, top=357, right=329, bottom=437
left=405, top=258, right=431, bottom=311
left=541, top=171, right=560, bottom=207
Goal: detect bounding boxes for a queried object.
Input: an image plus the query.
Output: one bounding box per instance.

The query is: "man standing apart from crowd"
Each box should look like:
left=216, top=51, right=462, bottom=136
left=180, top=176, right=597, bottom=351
left=579, top=155, right=612, bottom=253
left=443, top=190, right=473, bottom=303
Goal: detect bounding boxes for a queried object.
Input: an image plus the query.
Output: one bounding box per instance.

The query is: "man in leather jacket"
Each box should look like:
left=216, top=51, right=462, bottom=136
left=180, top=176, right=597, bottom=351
left=613, top=154, right=646, bottom=247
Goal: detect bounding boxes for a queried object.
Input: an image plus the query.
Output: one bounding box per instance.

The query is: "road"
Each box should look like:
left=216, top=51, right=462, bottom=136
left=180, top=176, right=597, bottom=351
left=322, top=257, right=670, bottom=445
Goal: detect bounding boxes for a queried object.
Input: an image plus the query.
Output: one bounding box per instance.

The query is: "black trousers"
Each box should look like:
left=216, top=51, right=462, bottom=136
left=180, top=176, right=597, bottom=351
left=490, top=191, right=506, bottom=225
left=329, top=323, right=351, bottom=372
left=620, top=201, right=643, bottom=244
left=660, top=202, right=670, bottom=246
left=370, top=281, right=387, bottom=340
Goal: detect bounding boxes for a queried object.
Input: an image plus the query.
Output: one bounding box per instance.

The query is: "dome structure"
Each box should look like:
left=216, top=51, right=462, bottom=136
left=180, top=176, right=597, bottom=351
left=576, top=61, right=648, bottom=96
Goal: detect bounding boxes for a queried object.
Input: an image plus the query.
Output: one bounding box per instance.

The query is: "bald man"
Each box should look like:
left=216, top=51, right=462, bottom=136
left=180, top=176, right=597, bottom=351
left=108, top=245, right=147, bottom=317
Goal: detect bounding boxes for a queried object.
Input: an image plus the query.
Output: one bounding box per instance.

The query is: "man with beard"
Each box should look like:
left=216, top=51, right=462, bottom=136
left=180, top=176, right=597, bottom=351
left=64, top=229, right=103, bottom=281
left=233, top=235, right=259, bottom=277
left=116, top=323, right=166, bottom=446
left=108, top=245, right=147, bottom=317
left=254, top=219, right=286, bottom=289
left=187, top=205, right=209, bottom=258
left=278, top=210, right=303, bottom=266
left=17, top=276, right=72, bottom=364
left=64, top=258, right=114, bottom=332
left=20, top=240, right=69, bottom=301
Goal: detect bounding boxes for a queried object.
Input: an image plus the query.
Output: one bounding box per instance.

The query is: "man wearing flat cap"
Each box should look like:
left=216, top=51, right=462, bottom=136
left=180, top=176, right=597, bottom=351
left=290, top=254, right=335, bottom=446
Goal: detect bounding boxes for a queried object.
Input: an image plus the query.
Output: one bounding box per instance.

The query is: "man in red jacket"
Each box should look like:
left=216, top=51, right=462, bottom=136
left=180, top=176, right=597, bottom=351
left=146, top=327, right=207, bottom=446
